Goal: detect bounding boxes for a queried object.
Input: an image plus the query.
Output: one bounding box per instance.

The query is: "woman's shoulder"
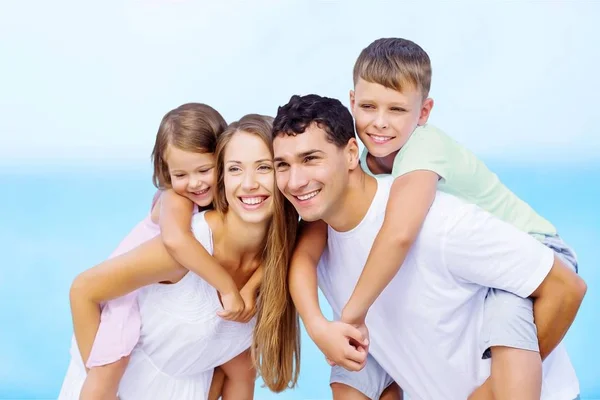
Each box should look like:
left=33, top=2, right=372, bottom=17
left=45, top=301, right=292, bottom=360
left=191, top=210, right=217, bottom=253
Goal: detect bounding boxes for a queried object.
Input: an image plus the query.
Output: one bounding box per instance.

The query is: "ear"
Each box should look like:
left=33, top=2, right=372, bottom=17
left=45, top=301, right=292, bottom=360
left=349, top=90, right=356, bottom=115
left=346, top=137, right=361, bottom=171
left=418, top=98, right=434, bottom=125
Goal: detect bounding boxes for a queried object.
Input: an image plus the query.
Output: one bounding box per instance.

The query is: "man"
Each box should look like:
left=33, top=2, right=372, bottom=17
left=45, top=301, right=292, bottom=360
left=271, top=94, right=585, bottom=400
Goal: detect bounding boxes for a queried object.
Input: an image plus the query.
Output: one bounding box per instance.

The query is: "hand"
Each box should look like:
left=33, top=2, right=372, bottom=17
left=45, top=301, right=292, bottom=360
left=236, top=287, right=258, bottom=323
left=307, top=317, right=369, bottom=372
left=217, top=290, right=245, bottom=321
left=340, top=306, right=370, bottom=355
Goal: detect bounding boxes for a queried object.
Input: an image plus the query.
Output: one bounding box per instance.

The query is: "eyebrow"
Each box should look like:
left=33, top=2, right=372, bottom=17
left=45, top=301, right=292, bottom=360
left=225, top=158, right=273, bottom=164
left=274, top=149, right=325, bottom=163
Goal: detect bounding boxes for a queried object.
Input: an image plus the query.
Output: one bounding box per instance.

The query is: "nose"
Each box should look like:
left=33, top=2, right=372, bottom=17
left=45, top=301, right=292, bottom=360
left=188, top=176, right=202, bottom=190
left=241, top=170, right=259, bottom=191
left=373, top=110, right=389, bottom=130
left=287, top=165, right=309, bottom=193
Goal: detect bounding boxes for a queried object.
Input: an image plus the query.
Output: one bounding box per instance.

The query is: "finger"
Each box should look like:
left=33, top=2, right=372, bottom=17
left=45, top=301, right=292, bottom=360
left=343, top=345, right=368, bottom=365
left=338, top=358, right=366, bottom=372
left=217, top=310, right=237, bottom=320
left=349, top=337, right=369, bottom=354
left=343, top=325, right=368, bottom=347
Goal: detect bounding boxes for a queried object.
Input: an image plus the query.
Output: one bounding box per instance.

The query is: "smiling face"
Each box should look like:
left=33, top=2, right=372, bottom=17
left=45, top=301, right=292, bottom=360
left=222, top=130, right=274, bottom=224
left=350, top=78, right=433, bottom=158
left=165, top=145, right=216, bottom=207
left=273, top=123, right=358, bottom=222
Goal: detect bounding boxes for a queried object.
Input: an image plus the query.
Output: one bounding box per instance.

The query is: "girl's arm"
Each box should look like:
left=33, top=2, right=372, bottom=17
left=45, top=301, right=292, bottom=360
left=341, top=170, right=439, bottom=324
left=70, top=236, right=185, bottom=364
left=237, top=266, right=263, bottom=323
left=159, top=190, right=243, bottom=319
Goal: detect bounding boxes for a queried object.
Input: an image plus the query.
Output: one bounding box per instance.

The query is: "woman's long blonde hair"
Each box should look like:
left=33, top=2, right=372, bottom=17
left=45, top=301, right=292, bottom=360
left=213, top=114, right=300, bottom=392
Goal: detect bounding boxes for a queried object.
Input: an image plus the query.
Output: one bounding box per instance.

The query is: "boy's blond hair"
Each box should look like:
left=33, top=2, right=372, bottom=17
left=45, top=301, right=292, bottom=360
left=353, top=38, right=432, bottom=99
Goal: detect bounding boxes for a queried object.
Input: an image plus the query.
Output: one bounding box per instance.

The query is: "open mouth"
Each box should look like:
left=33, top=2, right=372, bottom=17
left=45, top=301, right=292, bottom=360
left=239, top=196, right=269, bottom=210
left=190, top=187, right=210, bottom=196
left=367, top=133, right=394, bottom=144
left=294, top=189, right=320, bottom=202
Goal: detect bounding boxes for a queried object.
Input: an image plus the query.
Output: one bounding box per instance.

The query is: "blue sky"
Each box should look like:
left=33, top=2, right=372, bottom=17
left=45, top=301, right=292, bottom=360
left=1, top=0, right=599, bottom=166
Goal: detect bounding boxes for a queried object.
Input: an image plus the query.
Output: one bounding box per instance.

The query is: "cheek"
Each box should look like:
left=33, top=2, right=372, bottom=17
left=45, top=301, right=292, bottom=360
left=201, top=173, right=216, bottom=187
left=354, top=111, right=370, bottom=129
left=171, top=179, right=187, bottom=194
left=260, top=172, right=275, bottom=191
left=275, top=171, right=288, bottom=192
left=223, top=175, right=238, bottom=204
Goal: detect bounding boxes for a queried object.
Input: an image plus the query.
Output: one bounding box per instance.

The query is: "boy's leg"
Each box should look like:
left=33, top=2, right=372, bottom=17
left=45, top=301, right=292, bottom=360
left=482, top=289, right=542, bottom=400
left=330, top=354, right=398, bottom=400
left=79, top=356, right=129, bottom=400
left=380, top=382, right=403, bottom=400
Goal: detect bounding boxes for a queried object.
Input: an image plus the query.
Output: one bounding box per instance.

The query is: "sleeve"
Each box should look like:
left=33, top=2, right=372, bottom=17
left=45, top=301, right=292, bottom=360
left=441, top=202, right=555, bottom=298
left=392, top=126, right=454, bottom=182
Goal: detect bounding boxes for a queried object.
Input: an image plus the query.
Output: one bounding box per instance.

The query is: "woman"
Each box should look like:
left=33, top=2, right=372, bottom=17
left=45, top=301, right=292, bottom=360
left=58, top=114, right=300, bottom=399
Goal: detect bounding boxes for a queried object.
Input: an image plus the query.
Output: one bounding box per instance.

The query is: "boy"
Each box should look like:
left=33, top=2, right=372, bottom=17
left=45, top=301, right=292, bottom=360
left=291, top=39, right=579, bottom=399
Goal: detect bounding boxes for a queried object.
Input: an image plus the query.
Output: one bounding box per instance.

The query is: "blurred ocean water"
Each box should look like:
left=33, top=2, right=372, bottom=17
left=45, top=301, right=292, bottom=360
left=0, top=162, right=598, bottom=399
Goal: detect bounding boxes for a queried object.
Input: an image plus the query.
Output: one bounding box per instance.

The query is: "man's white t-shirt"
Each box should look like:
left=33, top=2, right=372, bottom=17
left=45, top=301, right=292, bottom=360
left=317, top=176, right=579, bottom=400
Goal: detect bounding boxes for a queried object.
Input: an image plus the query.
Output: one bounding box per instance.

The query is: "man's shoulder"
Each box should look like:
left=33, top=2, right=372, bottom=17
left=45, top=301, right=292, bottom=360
left=421, top=191, right=471, bottom=234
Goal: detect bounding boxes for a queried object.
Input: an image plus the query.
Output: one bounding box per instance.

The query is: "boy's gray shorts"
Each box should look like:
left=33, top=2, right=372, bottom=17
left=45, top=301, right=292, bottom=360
left=481, top=234, right=578, bottom=359
left=330, top=353, right=394, bottom=400
left=330, top=235, right=579, bottom=397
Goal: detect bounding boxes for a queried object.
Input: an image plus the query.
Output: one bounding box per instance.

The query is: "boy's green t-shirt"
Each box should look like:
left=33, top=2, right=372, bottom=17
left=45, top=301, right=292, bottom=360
left=360, top=124, right=557, bottom=237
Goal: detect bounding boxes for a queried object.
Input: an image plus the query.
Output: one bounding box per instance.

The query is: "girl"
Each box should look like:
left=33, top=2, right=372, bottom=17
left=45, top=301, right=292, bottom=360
left=68, top=104, right=263, bottom=399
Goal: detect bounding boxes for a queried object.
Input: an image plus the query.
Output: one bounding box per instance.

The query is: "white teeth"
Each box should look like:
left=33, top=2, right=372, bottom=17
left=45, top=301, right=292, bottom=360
left=297, top=190, right=319, bottom=201
left=240, top=197, right=265, bottom=205
left=370, top=134, right=392, bottom=143
left=191, top=188, right=208, bottom=195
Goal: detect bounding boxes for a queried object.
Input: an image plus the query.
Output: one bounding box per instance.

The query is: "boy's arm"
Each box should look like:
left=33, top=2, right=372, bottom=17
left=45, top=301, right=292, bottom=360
left=288, top=219, right=328, bottom=329
left=159, top=190, right=243, bottom=319
left=70, top=236, right=185, bottom=364
left=289, top=220, right=368, bottom=371
left=342, top=170, right=439, bottom=324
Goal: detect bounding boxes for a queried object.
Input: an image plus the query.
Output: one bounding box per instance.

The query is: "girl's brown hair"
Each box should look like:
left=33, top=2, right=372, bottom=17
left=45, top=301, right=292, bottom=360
left=214, top=114, right=301, bottom=392
left=151, top=103, right=227, bottom=189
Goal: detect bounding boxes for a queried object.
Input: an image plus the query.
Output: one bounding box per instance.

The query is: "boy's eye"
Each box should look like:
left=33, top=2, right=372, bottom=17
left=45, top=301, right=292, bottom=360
left=360, top=104, right=374, bottom=109
left=275, top=162, right=289, bottom=170
left=390, top=107, right=406, bottom=112
left=303, top=156, right=317, bottom=163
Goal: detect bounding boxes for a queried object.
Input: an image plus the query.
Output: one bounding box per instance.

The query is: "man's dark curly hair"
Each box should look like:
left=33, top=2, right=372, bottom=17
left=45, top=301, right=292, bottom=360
left=272, top=94, right=356, bottom=148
